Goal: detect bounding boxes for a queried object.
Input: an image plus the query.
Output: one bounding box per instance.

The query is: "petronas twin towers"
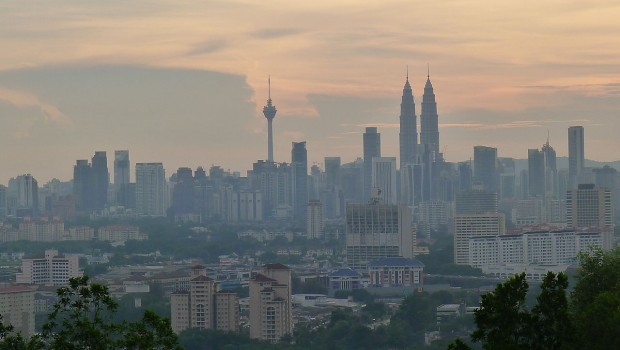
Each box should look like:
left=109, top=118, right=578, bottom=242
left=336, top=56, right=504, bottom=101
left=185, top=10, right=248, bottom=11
left=399, top=69, right=439, bottom=169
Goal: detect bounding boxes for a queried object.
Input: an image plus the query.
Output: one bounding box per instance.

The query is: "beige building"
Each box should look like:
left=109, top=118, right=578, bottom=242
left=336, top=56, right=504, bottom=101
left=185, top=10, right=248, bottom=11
left=19, top=217, right=64, bottom=241
left=249, top=263, right=292, bottom=342
left=15, top=249, right=81, bottom=286
left=566, top=184, right=614, bottom=249
left=306, top=200, right=324, bottom=240
left=0, top=285, right=35, bottom=338
left=215, top=290, right=240, bottom=332
left=97, top=225, right=146, bottom=242
left=170, top=267, right=239, bottom=334
left=454, top=213, right=505, bottom=265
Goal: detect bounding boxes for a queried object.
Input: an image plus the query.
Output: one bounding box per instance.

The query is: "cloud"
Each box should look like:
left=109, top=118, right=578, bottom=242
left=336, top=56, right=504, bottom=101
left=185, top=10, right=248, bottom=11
left=250, top=27, right=304, bottom=39
left=0, top=86, right=72, bottom=126
left=186, top=40, right=229, bottom=56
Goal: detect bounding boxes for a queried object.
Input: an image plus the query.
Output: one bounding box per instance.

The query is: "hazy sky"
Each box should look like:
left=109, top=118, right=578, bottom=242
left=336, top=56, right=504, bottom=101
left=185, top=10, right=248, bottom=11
left=1, top=1, right=620, bottom=183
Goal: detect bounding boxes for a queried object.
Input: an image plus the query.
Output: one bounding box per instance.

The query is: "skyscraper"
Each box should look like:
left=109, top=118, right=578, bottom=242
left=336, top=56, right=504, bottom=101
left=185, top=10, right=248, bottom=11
left=15, top=174, right=39, bottom=217
left=473, top=146, right=498, bottom=193
left=91, top=151, right=109, bottom=211
left=306, top=200, right=324, bottom=239
left=420, top=69, right=439, bottom=157
left=399, top=71, right=417, bottom=169
left=114, top=150, right=130, bottom=205
left=291, top=142, right=308, bottom=223
left=73, top=160, right=93, bottom=211
left=363, top=127, right=381, bottom=198
left=568, top=126, right=585, bottom=189
left=542, top=138, right=558, bottom=198
left=263, top=77, right=277, bottom=162
left=528, top=148, right=545, bottom=198
left=371, top=157, right=397, bottom=205
left=135, top=163, right=166, bottom=216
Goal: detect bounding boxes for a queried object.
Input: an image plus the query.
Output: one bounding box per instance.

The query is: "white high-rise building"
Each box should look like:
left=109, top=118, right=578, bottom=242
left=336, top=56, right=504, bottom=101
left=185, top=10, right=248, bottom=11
left=136, top=163, right=166, bottom=216
left=15, top=249, right=81, bottom=286
left=468, top=230, right=603, bottom=268
left=371, top=157, right=397, bottom=205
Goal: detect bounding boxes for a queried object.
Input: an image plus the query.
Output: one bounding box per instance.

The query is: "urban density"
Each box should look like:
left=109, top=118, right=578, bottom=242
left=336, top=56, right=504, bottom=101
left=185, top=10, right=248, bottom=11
left=0, top=70, right=617, bottom=348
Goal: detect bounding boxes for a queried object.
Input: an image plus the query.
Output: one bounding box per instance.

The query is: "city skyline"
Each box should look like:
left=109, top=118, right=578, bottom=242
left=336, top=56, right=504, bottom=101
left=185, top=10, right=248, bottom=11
left=2, top=2, right=620, bottom=183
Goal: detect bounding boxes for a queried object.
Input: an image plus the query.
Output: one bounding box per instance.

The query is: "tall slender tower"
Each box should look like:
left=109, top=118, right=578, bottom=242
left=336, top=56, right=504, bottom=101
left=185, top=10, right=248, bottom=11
left=263, top=77, right=277, bottom=162
left=399, top=68, right=417, bottom=169
left=363, top=127, right=381, bottom=198
left=420, top=67, right=439, bottom=156
left=568, top=126, right=584, bottom=189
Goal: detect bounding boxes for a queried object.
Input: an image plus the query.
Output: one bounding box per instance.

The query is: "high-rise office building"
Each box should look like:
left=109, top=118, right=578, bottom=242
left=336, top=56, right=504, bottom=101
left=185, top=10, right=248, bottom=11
left=73, top=160, right=93, bottom=211
left=568, top=126, right=585, bottom=189
left=455, top=189, right=498, bottom=215
left=91, top=151, right=109, bottom=211
left=399, top=72, right=417, bottom=168
left=171, top=167, right=195, bottom=216
left=528, top=148, right=545, bottom=198
left=473, top=146, right=498, bottom=193
left=135, top=163, right=166, bottom=216
left=291, top=142, right=308, bottom=223
left=15, top=174, right=39, bottom=217
left=324, top=157, right=342, bottom=190
left=566, top=184, right=614, bottom=249
left=251, top=161, right=292, bottom=220
left=542, top=139, right=558, bottom=198
left=371, top=157, right=397, bottom=205
left=345, top=201, right=414, bottom=271
left=306, top=200, right=324, bottom=239
left=363, top=127, right=381, bottom=198
left=249, top=264, right=292, bottom=342
left=420, top=70, right=439, bottom=157
left=263, top=77, right=277, bottom=162
left=114, top=150, right=130, bottom=206
left=0, top=185, right=7, bottom=219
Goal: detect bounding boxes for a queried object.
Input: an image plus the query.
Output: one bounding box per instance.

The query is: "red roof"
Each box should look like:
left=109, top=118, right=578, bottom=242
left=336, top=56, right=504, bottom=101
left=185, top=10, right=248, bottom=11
left=0, top=285, right=35, bottom=293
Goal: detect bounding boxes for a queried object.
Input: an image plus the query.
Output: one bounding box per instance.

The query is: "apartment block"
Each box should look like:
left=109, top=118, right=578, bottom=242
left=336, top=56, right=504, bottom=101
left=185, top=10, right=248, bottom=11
left=249, top=263, right=292, bottom=342
left=15, top=249, right=81, bottom=286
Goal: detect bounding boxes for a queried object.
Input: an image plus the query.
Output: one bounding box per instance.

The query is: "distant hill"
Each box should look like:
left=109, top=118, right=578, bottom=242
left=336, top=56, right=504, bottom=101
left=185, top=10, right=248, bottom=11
left=507, top=157, right=620, bottom=174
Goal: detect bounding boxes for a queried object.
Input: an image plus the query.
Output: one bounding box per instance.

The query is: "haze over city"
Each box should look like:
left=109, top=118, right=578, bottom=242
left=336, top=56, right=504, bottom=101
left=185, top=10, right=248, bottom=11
left=2, top=1, right=620, bottom=183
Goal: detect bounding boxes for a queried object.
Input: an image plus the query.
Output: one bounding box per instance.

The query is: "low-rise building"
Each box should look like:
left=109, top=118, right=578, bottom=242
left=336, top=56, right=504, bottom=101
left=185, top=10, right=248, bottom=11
left=97, top=225, right=146, bottom=242
left=368, top=257, right=424, bottom=288
left=328, top=268, right=363, bottom=291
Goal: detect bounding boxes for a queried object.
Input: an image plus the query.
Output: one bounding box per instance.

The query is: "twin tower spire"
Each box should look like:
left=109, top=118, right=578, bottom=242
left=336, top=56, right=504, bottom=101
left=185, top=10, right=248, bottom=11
left=399, top=66, right=439, bottom=168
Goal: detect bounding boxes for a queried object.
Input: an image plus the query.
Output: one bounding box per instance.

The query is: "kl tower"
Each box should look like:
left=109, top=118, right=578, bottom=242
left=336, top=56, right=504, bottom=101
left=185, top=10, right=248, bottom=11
left=263, top=76, right=277, bottom=162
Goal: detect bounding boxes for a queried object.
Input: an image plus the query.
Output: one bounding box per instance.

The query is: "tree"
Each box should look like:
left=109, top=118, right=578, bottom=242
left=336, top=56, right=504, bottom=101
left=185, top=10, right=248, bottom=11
left=571, top=248, right=620, bottom=350
left=469, top=272, right=532, bottom=350
left=530, top=272, right=574, bottom=350
left=39, top=275, right=181, bottom=350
